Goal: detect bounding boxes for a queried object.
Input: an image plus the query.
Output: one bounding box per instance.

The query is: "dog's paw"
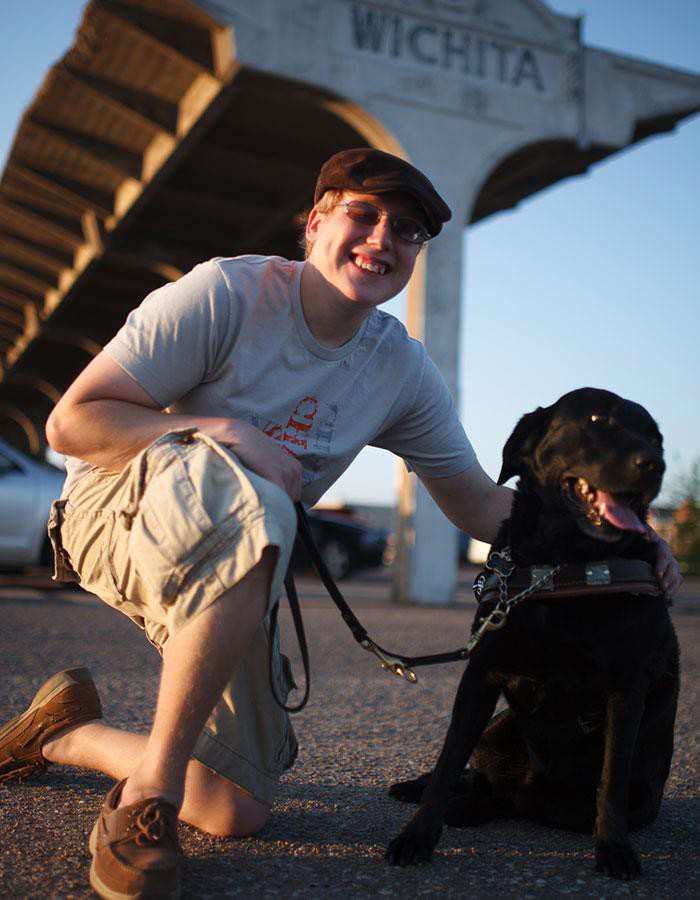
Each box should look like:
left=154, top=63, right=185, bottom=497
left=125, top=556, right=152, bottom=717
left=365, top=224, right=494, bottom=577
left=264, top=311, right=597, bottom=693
left=388, top=772, right=431, bottom=804
left=594, top=839, right=642, bottom=880
left=385, top=825, right=440, bottom=867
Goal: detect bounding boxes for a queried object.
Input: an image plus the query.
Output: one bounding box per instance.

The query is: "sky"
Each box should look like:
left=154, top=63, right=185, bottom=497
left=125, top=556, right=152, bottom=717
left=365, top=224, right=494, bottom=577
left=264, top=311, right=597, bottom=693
left=1, top=1, right=699, bottom=508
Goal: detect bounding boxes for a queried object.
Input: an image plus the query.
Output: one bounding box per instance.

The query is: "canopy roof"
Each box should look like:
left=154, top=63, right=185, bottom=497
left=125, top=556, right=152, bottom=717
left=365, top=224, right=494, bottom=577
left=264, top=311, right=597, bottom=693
left=0, top=0, right=698, bottom=452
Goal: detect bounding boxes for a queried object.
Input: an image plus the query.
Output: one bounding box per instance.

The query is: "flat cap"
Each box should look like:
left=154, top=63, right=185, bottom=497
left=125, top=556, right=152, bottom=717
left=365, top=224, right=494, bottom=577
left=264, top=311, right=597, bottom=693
left=314, top=148, right=451, bottom=237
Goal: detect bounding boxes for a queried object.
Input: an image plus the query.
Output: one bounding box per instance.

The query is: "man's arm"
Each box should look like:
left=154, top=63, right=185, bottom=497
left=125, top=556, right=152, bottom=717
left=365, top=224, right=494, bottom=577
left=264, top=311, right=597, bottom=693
left=421, top=461, right=513, bottom=545
left=46, top=351, right=302, bottom=500
left=422, top=461, right=682, bottom=598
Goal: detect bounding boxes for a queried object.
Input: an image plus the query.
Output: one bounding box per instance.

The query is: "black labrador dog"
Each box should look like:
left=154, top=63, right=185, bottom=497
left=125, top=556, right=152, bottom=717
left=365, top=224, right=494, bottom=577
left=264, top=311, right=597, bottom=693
left=386, top=387, right=679, bottom=879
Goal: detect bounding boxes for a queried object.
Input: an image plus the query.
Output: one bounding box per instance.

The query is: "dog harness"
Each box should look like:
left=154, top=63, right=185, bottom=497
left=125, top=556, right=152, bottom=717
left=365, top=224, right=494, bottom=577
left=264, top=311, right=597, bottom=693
left=474, top=551, right=664, bottom=605
left=271, top=513, right=665, bottom=713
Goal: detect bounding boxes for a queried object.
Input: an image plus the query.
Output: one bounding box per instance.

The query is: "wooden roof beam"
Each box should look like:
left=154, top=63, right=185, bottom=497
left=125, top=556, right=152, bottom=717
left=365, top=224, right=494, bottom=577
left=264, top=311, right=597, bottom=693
left=0, top=323, right=19, bottom=343
left=97, top=0, right=233, bottom=77
left=0, top=181, right=95, bottom=246
left=4, top=166, right=102, bottom=221
left=8, top=164, right=115, bottom=218
left=0, top=307, right=24, bottom=328
left=57, top=63, right=180, bottom=136
left=84, top=6, right=227, bottom=138
left=0, top=235, right=67, bottom=279
left=27, top=115, right=145, bottom=181
left=0, top=285, right=38, bottom=311
left=0, top=199, right=83, bottom=252
left=0, top=260, right=56, bottom=296
left=0, top=225, right=74, bottom=269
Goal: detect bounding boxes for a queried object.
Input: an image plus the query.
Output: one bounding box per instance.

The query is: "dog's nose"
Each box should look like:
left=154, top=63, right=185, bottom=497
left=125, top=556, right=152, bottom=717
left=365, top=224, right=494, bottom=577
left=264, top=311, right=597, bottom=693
left=632, top=452, right=664, bottom=477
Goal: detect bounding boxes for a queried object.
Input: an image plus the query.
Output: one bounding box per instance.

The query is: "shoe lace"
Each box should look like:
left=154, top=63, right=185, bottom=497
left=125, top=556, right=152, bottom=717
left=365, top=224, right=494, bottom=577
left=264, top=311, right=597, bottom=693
left=133, top=802, right=177, bottom=847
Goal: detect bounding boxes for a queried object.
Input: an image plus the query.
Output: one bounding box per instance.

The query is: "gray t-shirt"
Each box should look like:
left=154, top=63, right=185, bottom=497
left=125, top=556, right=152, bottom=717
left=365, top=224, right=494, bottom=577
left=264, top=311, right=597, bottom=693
left=65, top=255, right=475, bottom=504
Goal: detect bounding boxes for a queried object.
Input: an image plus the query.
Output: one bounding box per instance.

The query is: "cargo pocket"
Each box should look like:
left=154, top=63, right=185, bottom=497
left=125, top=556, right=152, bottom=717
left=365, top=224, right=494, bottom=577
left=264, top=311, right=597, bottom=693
left=126, top=442, right=221, bottom=604
left=47, top=500, right=79, bottom=583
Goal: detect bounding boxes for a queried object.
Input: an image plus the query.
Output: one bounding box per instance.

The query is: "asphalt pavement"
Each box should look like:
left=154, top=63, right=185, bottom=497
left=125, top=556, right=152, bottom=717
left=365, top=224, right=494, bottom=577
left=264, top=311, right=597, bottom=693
left=0, top=568, right=698, bottom=898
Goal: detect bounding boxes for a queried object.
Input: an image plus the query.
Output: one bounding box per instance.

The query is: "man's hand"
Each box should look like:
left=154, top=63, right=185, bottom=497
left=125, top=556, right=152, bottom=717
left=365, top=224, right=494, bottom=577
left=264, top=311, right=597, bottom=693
left=201, top=419, right=303, bottom=502
left=645, top=525, right=683, bottom=599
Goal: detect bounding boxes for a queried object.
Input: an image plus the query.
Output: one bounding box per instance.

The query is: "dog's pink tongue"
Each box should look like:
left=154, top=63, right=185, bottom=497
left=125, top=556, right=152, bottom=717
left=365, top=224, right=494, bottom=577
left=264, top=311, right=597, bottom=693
left=596, top=490, right=645, bottom=533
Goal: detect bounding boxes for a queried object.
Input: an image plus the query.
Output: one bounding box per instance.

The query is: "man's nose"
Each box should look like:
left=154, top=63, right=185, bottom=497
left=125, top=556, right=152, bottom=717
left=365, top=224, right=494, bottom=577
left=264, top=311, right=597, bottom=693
left=367, top=214, right=393, bottom=247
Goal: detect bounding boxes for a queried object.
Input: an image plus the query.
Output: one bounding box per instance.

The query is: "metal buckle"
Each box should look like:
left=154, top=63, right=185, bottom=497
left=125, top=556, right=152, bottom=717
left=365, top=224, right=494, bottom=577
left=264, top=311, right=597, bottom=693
left=585, top=562, right=611, bottom=586
left=361, top=639, right=417, bottom=683
left=530, top=566, right=555, bottom=590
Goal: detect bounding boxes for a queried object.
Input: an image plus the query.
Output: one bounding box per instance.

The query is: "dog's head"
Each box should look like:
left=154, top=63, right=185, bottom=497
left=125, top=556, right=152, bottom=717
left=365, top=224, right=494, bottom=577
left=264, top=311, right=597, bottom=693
left=498, top=388, right=665, bottom=544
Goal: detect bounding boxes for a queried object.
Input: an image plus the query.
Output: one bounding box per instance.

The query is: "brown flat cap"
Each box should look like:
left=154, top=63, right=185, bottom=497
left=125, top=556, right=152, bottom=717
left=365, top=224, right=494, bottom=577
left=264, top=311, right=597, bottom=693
left=314, top=148, right=451, bottom=237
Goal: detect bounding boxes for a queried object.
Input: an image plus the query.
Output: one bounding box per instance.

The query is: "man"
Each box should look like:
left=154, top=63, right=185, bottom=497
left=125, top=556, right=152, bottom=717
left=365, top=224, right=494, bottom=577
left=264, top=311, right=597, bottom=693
left=0, top=149, right=680, bottom=899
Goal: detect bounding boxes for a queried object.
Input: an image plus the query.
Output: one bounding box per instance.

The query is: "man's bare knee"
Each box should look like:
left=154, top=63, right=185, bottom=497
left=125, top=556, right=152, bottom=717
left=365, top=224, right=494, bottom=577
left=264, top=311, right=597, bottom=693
left=209, top=790, right=270, bottom=837
left=183, top=760, right=270, bottom=837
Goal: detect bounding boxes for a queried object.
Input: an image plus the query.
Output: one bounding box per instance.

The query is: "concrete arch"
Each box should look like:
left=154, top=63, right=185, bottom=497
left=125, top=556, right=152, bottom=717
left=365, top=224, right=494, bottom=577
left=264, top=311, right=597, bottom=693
left=4, top=373, right=62, bottom=405
left=0, top=404, right=41, bottom=455
left=467, top=135, right=613, bottom=225
left=34, top=332, right=102, bottom=359
left=319, top=98, right=407, bottom=159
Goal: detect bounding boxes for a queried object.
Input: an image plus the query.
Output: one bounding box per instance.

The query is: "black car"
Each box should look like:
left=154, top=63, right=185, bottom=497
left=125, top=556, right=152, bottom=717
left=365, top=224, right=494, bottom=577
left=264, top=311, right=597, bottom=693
left=291, top=507, right=388, bottom=580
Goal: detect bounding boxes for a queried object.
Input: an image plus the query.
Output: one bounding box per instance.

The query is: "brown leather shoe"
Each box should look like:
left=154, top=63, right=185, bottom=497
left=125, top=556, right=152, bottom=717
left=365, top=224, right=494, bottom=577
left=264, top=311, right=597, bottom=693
left=0, top=667, right=102, bottom=782
left=89, top=780, right=182, bottom=900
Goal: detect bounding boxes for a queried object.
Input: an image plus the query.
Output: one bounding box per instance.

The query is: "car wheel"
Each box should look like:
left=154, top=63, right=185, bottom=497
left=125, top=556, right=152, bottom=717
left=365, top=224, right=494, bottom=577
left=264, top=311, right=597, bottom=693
left=319, top=539, right=352, bottom=580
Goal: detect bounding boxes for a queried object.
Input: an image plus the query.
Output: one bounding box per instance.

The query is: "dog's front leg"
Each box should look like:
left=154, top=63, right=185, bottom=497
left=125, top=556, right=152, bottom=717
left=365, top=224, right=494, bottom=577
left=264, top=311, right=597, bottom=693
left=386, top=666, right=500, bottom=866
left=593, top=683, right=648, bottom=880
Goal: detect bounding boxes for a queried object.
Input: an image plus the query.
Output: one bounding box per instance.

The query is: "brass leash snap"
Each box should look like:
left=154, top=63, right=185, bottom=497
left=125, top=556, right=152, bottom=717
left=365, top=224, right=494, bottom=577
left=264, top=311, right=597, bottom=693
left=361, top=639, right=418, bottom=683
left=464, top=609, right=508, bottom=655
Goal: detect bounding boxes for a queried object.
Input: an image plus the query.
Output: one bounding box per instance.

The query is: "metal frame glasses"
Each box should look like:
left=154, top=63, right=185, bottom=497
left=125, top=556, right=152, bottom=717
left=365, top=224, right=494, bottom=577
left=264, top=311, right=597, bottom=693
left=338, top=201, right=430, bottom=245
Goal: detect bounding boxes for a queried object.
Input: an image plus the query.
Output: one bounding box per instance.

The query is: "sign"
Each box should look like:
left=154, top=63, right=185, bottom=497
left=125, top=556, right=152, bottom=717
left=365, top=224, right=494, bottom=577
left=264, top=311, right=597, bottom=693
left=337, top=2, right=548, bottom=94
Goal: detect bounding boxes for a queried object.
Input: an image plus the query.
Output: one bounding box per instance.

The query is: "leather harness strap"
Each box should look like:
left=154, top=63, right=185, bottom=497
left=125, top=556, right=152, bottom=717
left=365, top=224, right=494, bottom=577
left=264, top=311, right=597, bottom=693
left=476, top=559, right=662, bottom=605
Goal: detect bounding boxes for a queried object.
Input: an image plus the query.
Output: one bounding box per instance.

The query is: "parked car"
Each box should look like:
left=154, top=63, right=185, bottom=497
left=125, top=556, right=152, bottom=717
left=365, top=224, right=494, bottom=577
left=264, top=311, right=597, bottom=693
left=292, top=506, right=388, bottom=580
left=0, top=439, right=65, bottom=571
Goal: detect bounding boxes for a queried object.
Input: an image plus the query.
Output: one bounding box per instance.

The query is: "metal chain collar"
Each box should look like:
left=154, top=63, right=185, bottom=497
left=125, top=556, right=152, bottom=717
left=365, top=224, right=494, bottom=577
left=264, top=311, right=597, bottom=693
left=464, top=548, right=562, bottom=657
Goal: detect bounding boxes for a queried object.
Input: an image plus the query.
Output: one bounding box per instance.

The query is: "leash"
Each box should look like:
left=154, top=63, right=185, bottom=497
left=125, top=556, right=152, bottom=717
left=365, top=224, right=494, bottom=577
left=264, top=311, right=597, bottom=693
left=269, top=504, right=508, bottom=712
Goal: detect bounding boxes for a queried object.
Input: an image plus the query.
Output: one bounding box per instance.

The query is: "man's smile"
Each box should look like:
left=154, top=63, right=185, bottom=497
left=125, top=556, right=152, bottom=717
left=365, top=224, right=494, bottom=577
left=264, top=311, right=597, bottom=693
left=351, top=253, right=390, bottom=275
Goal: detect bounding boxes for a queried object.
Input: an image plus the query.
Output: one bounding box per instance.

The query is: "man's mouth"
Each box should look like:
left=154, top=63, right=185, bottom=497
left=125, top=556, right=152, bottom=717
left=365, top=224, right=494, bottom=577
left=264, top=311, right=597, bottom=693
left=352, top=253, right=388, bottom=275
left=565, top=476, right=646, bottom=535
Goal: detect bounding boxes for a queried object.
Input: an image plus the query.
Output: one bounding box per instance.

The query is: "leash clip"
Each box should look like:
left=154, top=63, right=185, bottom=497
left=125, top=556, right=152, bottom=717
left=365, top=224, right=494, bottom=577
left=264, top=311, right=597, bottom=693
left=361, top=639, right=418, bottom=683
left=465, top=609, right=508, bottom=655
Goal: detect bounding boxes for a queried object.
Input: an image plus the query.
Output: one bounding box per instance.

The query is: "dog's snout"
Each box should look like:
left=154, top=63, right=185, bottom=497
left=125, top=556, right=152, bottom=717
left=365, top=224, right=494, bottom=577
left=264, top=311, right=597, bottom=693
left=632, top=451, right=664, bottom=478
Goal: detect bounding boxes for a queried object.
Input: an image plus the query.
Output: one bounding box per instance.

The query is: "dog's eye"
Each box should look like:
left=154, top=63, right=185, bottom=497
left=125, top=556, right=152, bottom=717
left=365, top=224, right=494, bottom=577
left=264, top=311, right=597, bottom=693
left=590, top=413, right=608, bottom=424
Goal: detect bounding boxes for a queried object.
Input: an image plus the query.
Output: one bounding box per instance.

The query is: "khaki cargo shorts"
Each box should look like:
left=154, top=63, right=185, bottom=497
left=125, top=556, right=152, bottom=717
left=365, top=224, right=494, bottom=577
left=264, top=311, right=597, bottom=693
left=48, top=428, right=299, bottom=806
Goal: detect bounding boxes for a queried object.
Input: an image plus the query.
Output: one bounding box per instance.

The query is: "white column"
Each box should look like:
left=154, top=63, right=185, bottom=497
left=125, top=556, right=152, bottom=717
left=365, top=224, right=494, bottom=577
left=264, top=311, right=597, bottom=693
left=392, top=192, right=468, bottom=605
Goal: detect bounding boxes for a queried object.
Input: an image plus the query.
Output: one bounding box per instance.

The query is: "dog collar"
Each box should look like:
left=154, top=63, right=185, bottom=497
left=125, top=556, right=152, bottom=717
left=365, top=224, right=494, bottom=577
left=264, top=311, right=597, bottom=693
left=474, top=557, right=663, bottom=604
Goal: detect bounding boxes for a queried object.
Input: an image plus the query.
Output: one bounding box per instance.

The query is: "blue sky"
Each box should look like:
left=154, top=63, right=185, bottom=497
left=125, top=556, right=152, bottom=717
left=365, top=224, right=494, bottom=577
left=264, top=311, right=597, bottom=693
left=2, top=1, right=699, bottom=507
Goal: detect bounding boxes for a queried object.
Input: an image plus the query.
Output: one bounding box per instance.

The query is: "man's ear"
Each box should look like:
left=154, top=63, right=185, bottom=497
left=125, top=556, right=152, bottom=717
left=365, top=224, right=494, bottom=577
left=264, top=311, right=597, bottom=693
left=305, top=207, right=323, bottom=243
left=497, top=405, right=552, bottom=485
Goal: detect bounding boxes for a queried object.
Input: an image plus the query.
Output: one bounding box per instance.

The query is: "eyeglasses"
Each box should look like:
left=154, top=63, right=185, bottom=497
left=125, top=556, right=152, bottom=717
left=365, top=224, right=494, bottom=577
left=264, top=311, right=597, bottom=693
left=338, top=201, right=430, bottom=245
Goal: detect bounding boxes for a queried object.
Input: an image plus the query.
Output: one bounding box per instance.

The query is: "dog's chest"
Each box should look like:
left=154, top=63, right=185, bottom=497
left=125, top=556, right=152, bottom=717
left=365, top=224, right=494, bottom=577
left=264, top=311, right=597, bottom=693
left=485, top=594, right=665, bottom=690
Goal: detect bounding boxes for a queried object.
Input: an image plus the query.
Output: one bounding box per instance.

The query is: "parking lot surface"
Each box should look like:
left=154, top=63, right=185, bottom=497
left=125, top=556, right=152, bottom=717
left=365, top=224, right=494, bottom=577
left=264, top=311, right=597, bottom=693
left=1, top=570, right=698, bottom=898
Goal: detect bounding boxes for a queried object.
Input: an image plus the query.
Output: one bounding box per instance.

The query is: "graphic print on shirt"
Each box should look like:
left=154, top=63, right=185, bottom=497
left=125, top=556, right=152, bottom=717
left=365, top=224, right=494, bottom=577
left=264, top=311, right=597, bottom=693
left=257, top=397, right=339, bottom=485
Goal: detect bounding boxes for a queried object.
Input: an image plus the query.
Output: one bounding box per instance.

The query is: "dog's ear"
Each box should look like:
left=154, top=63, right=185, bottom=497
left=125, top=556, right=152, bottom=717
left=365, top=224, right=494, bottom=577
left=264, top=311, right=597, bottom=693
left=497, top=406, right=552, bottom=485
